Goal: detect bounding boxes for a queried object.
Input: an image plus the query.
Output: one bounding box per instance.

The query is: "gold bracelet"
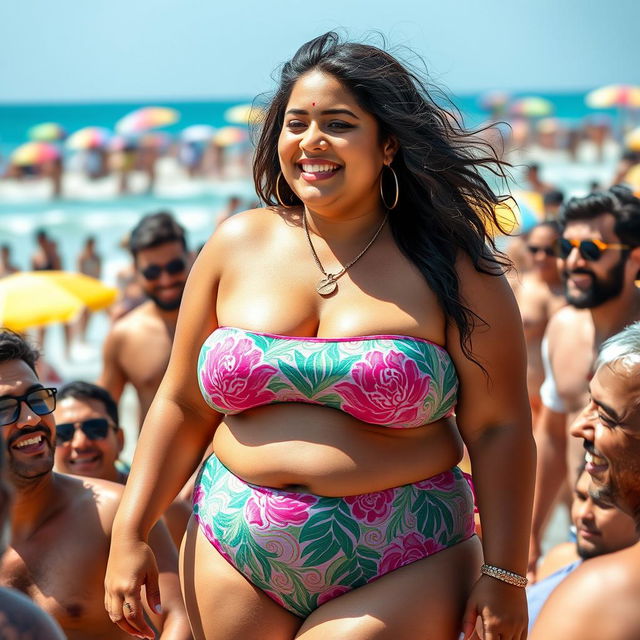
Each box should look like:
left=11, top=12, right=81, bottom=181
left=480, top=563, right=528, bottom=588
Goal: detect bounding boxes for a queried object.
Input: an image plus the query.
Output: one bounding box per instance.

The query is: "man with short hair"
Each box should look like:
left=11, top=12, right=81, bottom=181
left=531, top=322, right=640, bottom=639
left=54, top=380, right=190, bottom=547
left=529, top=186, right=640, bottom=579
left=0, top=329, right=191, bottom=639
left=99, top=211, right=192, bottom=427
left=0, top=419, right=65, bottom=638
left=527, top=464, right=637, bottom=632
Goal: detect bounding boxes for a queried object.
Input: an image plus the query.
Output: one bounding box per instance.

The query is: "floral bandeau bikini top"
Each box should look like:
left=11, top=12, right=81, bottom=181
left=198, top=326, right=458, bottom=429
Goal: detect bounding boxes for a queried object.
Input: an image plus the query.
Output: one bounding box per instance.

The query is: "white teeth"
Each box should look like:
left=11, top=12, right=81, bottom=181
left=585, top=451, right=607, bottom=465
left=15, top=435, right=43, bottom=448
left=300, top=164, right=338, bottom=173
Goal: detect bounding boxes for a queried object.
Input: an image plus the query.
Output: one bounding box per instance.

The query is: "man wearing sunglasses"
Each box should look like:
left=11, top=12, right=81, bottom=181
left=529, top=185, right=640, bottom=582
left=0, top=330, right=192, bottom=639
left=100, top=211, right=192, bottom=429
left=53, top=380, right=191, bottom=548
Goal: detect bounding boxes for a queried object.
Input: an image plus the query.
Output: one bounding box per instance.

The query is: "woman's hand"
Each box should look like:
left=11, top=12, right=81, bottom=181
left=461, top=575, right=528, bottom=640
left=104, top=536, right=162, bottom=639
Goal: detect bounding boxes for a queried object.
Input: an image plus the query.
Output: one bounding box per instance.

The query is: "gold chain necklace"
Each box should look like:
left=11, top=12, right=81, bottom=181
left=302, top=212, right=388, bottom=296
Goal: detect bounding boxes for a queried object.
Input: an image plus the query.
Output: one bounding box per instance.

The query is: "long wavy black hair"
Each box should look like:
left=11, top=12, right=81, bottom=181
left=253, top=32, right=512, bottom=364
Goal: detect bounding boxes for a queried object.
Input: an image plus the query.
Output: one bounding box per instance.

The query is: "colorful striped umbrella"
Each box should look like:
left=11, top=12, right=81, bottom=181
left=115, top=106, right=180, bottom=135
left=181, top=124, right=216, bottom=143
left=509, top=97, right=554, bottom=118
left=479, top=91, right=510, bottom=112
left=67, top=127, right=112, bottom=150
left=586, top=85, right=640, bottom=109
left=224, top=103, right=263, bottom=125
left=213, top=126, right=248, bottom=147
left=28, top=122, right=66, bottom=142
left=11, top=142, right=60, bottom=166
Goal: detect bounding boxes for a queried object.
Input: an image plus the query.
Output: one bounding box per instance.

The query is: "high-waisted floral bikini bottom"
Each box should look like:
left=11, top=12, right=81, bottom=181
left=193, top=455, right=476, bottom=618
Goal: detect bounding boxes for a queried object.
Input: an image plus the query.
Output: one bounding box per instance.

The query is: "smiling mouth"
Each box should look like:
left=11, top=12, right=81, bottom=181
left=69, top=453, right=101, bottom=466
left=297, top=161, right=341, bottom=180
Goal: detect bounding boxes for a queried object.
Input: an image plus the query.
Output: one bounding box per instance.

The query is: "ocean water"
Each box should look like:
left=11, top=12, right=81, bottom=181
left=0, top=91, right=618, bottom=153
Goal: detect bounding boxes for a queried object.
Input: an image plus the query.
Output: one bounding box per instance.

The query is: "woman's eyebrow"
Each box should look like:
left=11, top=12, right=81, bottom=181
left=285, top=108, right=359, bottom=119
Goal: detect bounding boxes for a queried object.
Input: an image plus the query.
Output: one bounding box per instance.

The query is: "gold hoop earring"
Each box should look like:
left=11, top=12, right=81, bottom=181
left=276, top=172, right=292, bottom=208
left=379, top=165, right=399, bottom=210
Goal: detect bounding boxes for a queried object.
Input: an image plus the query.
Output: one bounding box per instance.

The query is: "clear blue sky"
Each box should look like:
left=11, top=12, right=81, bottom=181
left=1, top=0, right=638, bottom=103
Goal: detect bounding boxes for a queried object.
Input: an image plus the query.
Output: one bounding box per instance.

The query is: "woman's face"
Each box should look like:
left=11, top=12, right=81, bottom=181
left=278, top=70, right=396, bottom=216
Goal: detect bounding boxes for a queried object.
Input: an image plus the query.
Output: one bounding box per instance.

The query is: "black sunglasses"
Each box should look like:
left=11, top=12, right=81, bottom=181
left=56, top=417, right=114, bottom=444
left=527, top=245, right=556, bottom=258
left=140, top=257, right=186, bottom=281
left=559, top=238, right=630, bottom=261
left=0, top=387, right=57, bottom=427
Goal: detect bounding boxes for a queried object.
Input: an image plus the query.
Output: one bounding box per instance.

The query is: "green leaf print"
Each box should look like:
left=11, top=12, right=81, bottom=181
left=386, top=485, right=414, bottom=541
left=278, top=360, right=314, bottom=397
left=327, top=545, right=380, bottom=584
left=300, top=501, right=360, bottom=566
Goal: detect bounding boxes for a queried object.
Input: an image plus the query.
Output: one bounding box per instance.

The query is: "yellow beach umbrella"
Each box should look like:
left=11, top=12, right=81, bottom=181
left=0, top=271, right=117, bottom=331
left=224, top=103, right=263, bottom=125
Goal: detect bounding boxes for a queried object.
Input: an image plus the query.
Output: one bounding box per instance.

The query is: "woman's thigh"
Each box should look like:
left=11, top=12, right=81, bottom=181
left=295, top=536, right=482, bottom=640
left=179, top=516, right=303, bottom=640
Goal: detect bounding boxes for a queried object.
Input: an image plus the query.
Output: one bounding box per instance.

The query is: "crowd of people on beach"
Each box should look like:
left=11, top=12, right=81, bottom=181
left=3, top=32, right=640, bottom=640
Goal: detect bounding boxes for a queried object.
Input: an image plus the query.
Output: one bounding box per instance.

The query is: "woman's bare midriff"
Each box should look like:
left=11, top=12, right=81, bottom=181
left=211, top=403, right=464, bottom=496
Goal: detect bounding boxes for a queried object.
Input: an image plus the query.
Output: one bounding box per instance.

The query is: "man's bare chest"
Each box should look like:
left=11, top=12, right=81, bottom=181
left=0, top=534, right=109, bottom=630
left=119, top=328, right=172, bottom=388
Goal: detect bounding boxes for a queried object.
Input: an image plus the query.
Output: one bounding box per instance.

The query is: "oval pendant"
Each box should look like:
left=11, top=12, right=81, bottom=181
left=317, top=277, right=337, bottom=296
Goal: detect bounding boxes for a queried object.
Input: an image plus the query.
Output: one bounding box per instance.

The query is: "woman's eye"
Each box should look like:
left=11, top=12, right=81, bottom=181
left=286, top=120, right=306, bottom=129
left=328, top=121, right=354, bottom=130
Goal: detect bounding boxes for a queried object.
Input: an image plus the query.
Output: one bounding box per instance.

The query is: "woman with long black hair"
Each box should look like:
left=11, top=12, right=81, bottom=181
left=105, top=32, right=534, bottom=640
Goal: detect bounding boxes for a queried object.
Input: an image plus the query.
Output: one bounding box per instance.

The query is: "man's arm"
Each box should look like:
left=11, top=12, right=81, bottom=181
left=98, top=327, right=127, bottom=403
left=147, top=519, right=192, bottom=639
left=528, top=404, right=567, bottom=581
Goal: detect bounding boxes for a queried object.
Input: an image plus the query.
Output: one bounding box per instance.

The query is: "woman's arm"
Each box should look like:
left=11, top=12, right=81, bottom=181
left=105, top=226, right=229, bottom=638
left=448, top=253, right=536, bottom=640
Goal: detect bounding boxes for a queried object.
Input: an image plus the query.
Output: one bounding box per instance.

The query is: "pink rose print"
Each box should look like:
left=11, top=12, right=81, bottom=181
left=379, top=533, right=445, bottom=574
left=201, top=336, right=277, bottom=412
left=415, top=470, right=456, bottom=492
left=317, top=585, right=351, bottom=606
left=335, top=351, right=431, bottom=427
left=345, top=489, right=395, bottom=524
left=245, top=490, right=318, bottom=529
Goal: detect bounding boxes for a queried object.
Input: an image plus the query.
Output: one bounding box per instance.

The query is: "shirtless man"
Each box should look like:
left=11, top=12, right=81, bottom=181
left=0, top=424, right=65, bottom=639
left=531, top=322, right=640, bottom=639
left=0, top=329, right=191, bottom=640
left=54, top=380, right=191, bottom=547
left=513, top=222, right=566, bottom=424
left=527, top=465, right=637, bottom=632
left=528, top=186, right=640, bottom=579
left=100, top=212, right=191, bottom=427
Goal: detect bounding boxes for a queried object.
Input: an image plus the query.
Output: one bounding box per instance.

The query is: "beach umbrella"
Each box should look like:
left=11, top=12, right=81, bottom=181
left=66, top=126, right=112, bottom=150
left=625, top=127, right=640, bottom=152
left=28, top=122, right=66, bottom=142
left=115, top=106, right=180, bottom=135
left=485, top=195, right=541, bottom=237
left=586, top=85, right=640, bottom=109
left=181, top=124, right=216, bottom=143
left=213, top=126, right=248, bottom=147
left=11, top=142, right=60, bottom=166
left=224, top=103, right=263, bottom=125
left=478, top=91, right=510, bottom=118
left=509, top=97, right=554, bottom=118
left=0, top=271, right=118, bottom=331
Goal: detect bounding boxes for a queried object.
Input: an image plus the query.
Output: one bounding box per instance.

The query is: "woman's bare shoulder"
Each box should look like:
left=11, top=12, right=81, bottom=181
left=213, top=206, right=297, bottom=244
